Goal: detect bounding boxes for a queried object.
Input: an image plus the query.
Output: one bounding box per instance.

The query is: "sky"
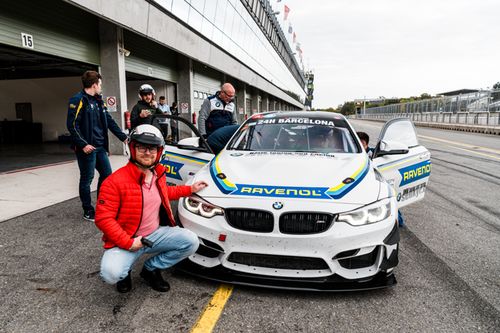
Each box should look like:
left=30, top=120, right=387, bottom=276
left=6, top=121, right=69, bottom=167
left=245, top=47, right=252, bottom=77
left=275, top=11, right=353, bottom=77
left=272, top=0, right=500, bottom=108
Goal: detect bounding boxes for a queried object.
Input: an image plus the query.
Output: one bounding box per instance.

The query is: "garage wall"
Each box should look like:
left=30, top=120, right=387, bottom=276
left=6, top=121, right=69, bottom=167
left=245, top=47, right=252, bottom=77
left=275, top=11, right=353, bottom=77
left=0, top=77, right=81, bottom=142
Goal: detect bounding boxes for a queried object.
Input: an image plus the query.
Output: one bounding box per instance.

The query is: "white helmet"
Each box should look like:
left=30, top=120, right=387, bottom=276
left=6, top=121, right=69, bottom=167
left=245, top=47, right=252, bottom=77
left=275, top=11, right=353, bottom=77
left=139, top=84, right=155, bottom=97
left=128, top=124, right=164, bottom=167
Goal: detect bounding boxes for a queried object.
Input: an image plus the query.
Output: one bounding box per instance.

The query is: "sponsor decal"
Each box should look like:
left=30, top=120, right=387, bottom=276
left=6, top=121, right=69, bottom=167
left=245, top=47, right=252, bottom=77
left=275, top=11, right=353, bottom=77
left=210, top=154, right=370, bottom=200
left=255, top=118, right=335, bottom=126
left=397, top=183, right=427, bottom=202
left=162, top=160, right=183, bottom=180
left=399, top=160, right=431, bottom=186
left=234, top=185, right=330, bottom=199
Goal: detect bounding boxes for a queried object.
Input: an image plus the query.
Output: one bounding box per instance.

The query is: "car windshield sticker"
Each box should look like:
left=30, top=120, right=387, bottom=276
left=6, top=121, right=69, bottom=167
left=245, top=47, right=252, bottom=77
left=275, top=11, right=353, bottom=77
left=255, top=118, right=335, bottom=126
left=210, top=154, right=370, bottom=200
left=398, top=160, right=431, bottom=186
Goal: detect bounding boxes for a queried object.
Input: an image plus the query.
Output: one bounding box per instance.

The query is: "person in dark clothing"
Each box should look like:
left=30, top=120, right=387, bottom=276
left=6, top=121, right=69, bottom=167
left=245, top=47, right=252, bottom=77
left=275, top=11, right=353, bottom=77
left=130, top=84, right=164, bottom=131
left=198, top=83, right=237, bottom=138
left=67, top=70, right=128, bottom=222
left=169, top=101, right=179, bottom=141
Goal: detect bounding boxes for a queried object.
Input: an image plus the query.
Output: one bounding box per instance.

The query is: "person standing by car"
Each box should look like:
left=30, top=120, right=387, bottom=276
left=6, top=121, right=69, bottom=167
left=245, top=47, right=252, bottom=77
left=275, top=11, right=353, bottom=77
left=169, top=101, right=179, bottom=141
left=96, top=124, right=208, bottom=293
left=157, top=96, right=171, bottom=139
left=357, top=131, right=405, bottom=227
left=130, top=84, right=164, bottom=131
left=67, top=70, right=128, bottom=222
left=198, top=83, right=237, bottom=139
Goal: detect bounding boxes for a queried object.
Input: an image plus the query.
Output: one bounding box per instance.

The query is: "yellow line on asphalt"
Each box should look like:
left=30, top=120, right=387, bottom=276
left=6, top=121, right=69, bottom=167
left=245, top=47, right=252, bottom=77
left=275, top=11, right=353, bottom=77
left=418, top=135, right=500, bottom=154
left=191, top=284, right=234, bottom=333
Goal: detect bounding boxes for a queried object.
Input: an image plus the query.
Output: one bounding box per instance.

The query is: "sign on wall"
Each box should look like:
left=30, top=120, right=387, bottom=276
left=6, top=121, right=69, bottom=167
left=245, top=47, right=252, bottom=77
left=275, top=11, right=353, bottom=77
left=180, top=102, right=189, bottom=114
left=106, top=96, right=117, bottom=112
left=21, top=33, right=34, bottom=49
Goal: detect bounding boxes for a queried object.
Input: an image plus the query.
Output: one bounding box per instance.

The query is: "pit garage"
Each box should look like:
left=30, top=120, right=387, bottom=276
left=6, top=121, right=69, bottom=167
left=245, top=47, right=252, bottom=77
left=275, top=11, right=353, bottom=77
left=0, top=0, right=99, bottom=172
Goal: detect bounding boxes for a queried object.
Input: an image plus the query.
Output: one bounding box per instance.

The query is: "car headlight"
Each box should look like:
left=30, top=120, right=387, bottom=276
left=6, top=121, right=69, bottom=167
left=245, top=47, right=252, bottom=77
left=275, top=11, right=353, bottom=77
left=337, top=198, right=392, bottom=226
left=183, top=196, right=224, bottom=218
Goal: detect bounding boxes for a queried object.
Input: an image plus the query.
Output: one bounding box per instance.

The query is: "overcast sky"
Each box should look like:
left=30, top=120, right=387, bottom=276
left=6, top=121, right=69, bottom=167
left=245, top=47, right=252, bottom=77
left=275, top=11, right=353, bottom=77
left=273, top=0, right=500, bottom=108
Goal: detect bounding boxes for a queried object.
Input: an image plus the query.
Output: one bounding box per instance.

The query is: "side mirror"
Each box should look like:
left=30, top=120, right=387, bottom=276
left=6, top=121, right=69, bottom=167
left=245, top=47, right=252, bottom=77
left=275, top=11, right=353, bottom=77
left=376, top=140, right=409, bottom=157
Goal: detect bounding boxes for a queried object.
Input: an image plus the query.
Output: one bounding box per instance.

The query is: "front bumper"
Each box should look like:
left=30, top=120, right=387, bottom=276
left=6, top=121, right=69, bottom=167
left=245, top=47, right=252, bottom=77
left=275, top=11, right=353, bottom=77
left=176, top=259, right=397, bottom=291
left=178, top=196, right=399, bottom=282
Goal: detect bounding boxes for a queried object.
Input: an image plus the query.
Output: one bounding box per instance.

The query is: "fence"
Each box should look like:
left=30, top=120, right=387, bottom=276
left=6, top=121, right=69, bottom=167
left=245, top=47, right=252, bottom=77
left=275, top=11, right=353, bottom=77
left=357, top=89, right=500, bottom=128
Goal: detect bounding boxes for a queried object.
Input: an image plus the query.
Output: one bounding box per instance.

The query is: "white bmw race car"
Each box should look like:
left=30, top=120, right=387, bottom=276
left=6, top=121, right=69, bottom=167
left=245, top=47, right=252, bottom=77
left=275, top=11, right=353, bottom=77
left=159, top=111, right=431, bottom=290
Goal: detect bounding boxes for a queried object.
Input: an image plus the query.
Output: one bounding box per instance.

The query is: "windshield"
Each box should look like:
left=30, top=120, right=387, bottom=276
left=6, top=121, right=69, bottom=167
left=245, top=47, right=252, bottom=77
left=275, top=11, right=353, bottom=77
left=228, top=117, right=359, bottom=153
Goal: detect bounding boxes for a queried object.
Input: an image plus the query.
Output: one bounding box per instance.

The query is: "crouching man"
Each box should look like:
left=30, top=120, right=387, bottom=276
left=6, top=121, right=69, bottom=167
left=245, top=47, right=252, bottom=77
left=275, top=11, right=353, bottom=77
left=95, top=124, right=207, bottom=293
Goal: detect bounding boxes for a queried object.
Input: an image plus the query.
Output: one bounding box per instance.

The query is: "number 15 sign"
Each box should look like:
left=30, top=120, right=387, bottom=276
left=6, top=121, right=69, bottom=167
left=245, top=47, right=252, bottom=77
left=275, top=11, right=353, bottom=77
left=21, top=33, right=34, bottom=49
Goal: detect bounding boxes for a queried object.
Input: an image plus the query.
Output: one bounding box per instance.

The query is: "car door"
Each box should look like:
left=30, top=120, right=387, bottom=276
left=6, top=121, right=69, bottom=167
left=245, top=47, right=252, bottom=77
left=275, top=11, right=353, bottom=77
left=372, top=118, right=431, bottom=208
left=155, top=114, right=214, bottom=185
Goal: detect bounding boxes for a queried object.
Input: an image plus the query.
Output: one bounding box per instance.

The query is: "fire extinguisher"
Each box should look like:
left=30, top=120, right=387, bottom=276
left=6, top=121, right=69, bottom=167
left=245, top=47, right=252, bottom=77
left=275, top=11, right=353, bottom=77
left=192, top=112, right=197, bottom=125
left=124, top=111, right=131, bottom=130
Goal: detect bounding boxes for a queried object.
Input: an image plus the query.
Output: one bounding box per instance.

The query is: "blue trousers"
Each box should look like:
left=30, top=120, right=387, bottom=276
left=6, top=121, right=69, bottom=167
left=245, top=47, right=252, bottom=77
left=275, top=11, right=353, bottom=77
left=207, top=125, right=240, bottom=154
left=100, top=226, right=199, bottom=284
left=75, top=147, right=112, bottom=212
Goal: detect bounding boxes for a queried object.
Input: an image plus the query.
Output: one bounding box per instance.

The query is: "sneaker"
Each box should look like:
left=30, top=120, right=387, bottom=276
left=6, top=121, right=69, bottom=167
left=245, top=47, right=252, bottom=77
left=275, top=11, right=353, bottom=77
left=140, top=267, right=170, bottom=292
left=83, top=210, right=95, bottom=222
left=116, top=271, right=132, bottom=293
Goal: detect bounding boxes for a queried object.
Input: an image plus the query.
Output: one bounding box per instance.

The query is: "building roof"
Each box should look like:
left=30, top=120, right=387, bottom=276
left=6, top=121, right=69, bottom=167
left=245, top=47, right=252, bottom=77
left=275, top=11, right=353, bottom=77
left=438, top=89, right=479, bottom=96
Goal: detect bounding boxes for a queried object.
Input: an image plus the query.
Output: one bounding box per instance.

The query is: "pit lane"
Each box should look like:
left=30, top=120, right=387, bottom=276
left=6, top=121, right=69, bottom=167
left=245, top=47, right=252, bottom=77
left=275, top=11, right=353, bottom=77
left=0, top=122, right=498, bottom=332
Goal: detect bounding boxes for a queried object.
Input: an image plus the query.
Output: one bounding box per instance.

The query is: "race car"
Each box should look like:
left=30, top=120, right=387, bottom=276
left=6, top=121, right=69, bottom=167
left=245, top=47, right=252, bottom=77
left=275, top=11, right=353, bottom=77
left=159, top=111, right=431, bottom=291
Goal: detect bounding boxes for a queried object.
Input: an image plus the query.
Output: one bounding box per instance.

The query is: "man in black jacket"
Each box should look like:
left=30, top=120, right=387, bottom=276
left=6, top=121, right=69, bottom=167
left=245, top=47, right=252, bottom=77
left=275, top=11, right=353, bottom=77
left=130, top=84, right=164, bottom=131
left=67, top=70, right=127, bottom=222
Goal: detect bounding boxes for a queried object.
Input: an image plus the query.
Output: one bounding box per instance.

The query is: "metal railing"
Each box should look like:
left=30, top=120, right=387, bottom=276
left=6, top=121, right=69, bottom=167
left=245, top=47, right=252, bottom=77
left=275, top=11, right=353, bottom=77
left=358, top=89, right=500, bottom=127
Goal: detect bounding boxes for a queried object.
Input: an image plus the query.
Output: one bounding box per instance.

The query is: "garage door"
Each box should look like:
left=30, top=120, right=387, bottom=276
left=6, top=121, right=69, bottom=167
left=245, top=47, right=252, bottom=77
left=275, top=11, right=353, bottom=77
left=124, top=31, right=178, bottom=83
left=192, top=62, right=222, bottom=114
left=0, top=0, right=99, bottom=65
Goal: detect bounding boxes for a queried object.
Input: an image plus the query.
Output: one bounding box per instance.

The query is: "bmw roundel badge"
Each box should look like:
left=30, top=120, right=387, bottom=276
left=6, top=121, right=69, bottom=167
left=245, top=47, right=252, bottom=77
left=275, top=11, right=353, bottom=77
left=272, top=202, right=284, bottom=210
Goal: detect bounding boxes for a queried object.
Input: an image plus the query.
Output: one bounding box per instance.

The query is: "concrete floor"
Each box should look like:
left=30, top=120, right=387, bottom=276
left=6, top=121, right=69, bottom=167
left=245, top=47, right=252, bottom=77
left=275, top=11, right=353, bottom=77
left=0, top=142, right=75, bottom=173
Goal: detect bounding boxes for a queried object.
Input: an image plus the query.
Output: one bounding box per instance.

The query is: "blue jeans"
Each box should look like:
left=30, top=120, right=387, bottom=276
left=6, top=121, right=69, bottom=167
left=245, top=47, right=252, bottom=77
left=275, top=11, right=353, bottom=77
left=75, top=147, right=112, bottom=212
left=207, top=125, right=240, bottom=154
left=100, top=226, right=199, bottom=284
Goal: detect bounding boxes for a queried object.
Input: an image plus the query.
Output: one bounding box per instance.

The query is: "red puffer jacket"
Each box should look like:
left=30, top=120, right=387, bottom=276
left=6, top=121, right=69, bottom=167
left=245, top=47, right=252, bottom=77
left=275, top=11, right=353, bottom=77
left=95, top=162, right=192, bottom=249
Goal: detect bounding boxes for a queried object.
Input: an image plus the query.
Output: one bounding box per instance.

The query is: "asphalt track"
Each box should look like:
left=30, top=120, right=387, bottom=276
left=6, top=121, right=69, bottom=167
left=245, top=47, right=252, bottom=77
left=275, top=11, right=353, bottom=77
left=0, top=121, right=499, bottom=332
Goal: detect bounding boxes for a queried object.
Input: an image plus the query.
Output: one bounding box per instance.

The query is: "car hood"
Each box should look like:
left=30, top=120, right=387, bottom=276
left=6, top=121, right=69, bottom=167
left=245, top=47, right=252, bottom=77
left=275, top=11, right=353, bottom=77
left=192, top=151, right=381, bottom=204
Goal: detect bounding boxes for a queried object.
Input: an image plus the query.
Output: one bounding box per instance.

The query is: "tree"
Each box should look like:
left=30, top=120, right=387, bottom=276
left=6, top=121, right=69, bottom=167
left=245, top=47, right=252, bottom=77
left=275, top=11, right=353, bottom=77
left=492, top=82, right=500, bottom=101
left=340, top=102, right=356, bottom=115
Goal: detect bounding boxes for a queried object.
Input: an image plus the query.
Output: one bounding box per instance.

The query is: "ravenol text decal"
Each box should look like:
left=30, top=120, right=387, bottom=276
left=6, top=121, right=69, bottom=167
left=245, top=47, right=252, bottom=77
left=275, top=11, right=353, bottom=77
left=210, top=155, right=369, bottom=200
left=399, top=160, right=431, bottom=186
left=233, top=185, right=331, bottom=199
left=161, top=160, right=184, bottom=180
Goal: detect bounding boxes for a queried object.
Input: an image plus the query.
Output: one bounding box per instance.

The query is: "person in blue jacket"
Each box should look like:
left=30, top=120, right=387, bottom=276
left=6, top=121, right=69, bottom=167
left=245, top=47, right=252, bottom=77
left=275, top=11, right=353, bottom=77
left=67, top=70, right=127, bottom=222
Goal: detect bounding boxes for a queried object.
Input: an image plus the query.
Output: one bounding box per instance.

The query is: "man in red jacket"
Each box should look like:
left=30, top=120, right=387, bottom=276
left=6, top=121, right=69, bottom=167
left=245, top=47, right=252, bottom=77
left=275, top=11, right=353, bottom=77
left=95, top=124, right=207, bottom=293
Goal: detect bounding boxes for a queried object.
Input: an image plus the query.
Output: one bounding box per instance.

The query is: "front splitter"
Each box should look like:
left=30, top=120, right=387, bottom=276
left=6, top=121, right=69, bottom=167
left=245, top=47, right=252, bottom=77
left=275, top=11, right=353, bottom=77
left=176, top=260, right=396, bottom=292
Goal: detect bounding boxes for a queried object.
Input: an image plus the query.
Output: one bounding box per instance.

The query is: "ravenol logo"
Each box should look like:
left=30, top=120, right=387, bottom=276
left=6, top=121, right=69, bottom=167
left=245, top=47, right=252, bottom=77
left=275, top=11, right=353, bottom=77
left=233, top=184, right=330, bottom=199
left=399, top=160, right=431, bottom=186
left=161, top=160, right=184, bottom=181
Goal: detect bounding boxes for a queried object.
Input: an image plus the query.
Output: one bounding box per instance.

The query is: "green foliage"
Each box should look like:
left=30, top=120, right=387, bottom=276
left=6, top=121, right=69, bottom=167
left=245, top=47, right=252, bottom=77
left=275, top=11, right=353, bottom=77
left=340, top=102, right=356, bottom=115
